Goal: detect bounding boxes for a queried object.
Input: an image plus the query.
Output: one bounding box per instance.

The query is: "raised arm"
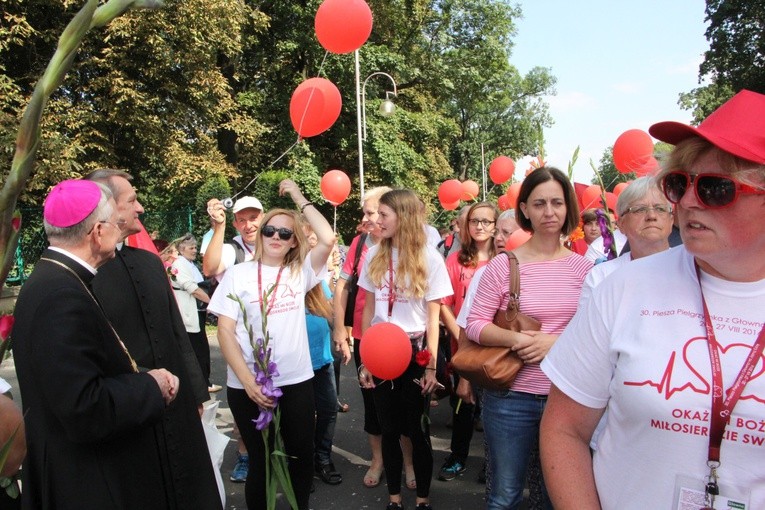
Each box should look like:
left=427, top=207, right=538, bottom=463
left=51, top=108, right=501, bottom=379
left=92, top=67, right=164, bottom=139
left=279, top=179, right=334, bottom=273
left=202, top=198, right=228, bottom=277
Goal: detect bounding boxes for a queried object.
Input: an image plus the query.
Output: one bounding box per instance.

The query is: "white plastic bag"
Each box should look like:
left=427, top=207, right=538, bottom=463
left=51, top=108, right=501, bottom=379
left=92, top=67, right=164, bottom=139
left=202, top=400, right=230, bottom=508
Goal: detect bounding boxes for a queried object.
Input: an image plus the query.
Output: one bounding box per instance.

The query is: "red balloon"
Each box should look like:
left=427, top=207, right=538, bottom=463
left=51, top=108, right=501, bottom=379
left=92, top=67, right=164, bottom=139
left=438, top=179, right=463, bottom=204
left=505, top=182, right=522, bottom=209
left=613, top=181, right=631, bottom=197
left=320, top=169, right=352, bottom=206
left=634, top=156, right=659, bottom=177
left=461, top=180, right=479, bottom=201
left=497, top=195, right=510, bottom=211
left=582, top=185, right=603, bottom=210
left=440, top=199, right=460, bottom=211
left=360, top=323, right=411, bottom=380
left=613, top=129, right=654, bottom=174
left=314, top=0, right=373, bottom=54
left=290, top=78, right=342, bottom=138
left=489, top=156, right=515, bottom=185
left=505, top=229, right=531, bottom=250
left=605, top=192, right=618, bottom=213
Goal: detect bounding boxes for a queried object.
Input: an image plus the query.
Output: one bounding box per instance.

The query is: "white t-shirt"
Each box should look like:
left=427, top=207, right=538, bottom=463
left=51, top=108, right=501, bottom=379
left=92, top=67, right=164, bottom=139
left=455, top=266, right=486, bottom=329
left=542, top=247, right=765, bottom=510
left=208, top=256, right=326, bottom=389
left=359, top=244, right=453, bottom=333
left=424, top=225, right=442, bottom=249
left=578, top=253, right=632, bottom=309
left=584, top=229, right=627, bottom=263
left=216, top=235, right=256, bottom=281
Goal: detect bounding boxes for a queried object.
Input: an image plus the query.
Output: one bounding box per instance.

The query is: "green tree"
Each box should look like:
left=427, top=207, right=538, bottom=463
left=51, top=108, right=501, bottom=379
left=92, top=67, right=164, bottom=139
left=679, top=0, right=763, bottom=121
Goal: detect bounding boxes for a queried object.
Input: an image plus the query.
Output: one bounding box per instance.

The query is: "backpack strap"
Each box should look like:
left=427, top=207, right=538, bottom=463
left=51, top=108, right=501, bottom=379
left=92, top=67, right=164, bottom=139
left=228, top=240, right=246, bottom=265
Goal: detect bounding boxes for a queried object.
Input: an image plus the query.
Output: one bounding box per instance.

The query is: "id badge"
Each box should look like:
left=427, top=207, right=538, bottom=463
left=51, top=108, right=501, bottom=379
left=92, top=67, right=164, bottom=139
left=674, top=474, right=750, bottom=510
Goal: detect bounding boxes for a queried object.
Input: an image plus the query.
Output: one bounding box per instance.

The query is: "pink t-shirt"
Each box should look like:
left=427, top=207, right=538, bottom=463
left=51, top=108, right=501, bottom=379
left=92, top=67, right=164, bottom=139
left=442, top=251, right=488, bottom=353
left=465, top=252, right=592, bottom=394
left=339, top=234, right=371, bottom=339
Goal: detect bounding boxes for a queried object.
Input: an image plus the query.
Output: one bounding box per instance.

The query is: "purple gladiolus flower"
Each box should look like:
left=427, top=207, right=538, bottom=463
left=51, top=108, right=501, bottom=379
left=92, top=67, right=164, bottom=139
left=253, top=409, right=273, bottom=430
left=595, top=209, right=616, bottom=261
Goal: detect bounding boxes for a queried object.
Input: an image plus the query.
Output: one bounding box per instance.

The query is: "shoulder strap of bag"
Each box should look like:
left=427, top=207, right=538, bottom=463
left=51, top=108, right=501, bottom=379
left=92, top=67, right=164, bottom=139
left=501, top=250, right=522, bottom=316
left=350, top=233, right=367, bottom=277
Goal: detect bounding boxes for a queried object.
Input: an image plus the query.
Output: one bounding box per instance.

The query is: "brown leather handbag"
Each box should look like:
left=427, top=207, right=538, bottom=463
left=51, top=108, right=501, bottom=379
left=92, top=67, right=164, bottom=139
left=451, top=251, right=541, bottom=391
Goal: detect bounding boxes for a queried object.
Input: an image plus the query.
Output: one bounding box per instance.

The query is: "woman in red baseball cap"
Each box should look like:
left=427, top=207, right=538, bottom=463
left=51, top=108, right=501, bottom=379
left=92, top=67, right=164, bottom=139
left=541, top=90, right=765, bottom=510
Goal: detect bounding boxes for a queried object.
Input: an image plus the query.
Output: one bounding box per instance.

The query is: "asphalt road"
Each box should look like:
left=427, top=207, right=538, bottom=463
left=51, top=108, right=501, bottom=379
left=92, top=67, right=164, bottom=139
left=1, top=330, right=531, bottom=510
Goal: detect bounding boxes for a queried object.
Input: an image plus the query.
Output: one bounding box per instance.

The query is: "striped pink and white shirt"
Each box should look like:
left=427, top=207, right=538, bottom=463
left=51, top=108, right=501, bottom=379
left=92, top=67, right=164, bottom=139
left=465, top=252, right=592, bottom=395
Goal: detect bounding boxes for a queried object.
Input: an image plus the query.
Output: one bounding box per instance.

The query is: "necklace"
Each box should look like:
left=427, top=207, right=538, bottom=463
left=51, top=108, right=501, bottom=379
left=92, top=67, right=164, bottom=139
left=40, top=257, right=138, bottom=373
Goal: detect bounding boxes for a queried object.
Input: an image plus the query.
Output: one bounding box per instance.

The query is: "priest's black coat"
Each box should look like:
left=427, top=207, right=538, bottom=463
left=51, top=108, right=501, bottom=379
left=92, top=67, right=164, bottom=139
left=92, top=246, right=222, bottom=510
left=13, top=249, right=169, bottom=509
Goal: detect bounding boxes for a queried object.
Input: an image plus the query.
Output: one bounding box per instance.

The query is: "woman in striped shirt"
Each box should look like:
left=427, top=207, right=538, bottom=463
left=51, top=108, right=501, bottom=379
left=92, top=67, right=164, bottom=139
left=465, top=167, right=592, bottom=509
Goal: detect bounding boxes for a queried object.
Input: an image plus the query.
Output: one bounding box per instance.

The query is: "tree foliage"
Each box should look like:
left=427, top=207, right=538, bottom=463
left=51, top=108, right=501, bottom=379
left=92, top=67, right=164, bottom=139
left=679, top=0, right=764, bottom=122
left=0, top=0, right=556, bottom=239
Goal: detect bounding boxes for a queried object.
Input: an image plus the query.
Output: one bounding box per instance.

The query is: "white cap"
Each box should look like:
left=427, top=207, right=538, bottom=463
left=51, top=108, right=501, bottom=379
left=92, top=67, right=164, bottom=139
left=232, top=196, right=263, bottom=213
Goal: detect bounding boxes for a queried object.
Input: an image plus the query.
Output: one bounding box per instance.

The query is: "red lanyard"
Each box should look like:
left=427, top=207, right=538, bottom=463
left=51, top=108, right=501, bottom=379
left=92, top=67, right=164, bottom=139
left=696, top=264, right=765, bottom=465
left=387, top=257, right=396, bottom=320
left=258, top=262, right=285, bottom=316
left=242, top=242, right=253, bottom=255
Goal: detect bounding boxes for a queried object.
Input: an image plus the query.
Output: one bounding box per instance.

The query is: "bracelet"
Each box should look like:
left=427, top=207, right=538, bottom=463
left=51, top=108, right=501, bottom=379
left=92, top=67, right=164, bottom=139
left=424, top=367, right=436, bottom=371
left=300, top=202, right=315, bottom=213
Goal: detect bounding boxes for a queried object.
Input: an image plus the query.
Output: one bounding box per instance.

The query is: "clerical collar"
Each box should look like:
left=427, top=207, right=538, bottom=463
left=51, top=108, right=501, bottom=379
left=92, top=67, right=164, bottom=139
left=48, top=246, right=97, bottom=275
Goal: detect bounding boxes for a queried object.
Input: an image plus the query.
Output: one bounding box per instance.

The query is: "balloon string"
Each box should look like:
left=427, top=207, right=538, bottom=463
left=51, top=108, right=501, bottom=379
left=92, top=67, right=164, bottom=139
left=294, top=51, right=331, bottom=144
left=232, top=53, right=334, bottom=201
left=230, top=139, right=300, bottom=201
left=333, top=206, right=337, bottom=233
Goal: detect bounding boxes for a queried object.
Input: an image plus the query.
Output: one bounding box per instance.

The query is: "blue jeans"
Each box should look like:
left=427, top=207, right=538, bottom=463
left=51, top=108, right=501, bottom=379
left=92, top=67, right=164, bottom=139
left=482, top=390, right=552, bottom=510
left=312, top=363, right=338, bottom=466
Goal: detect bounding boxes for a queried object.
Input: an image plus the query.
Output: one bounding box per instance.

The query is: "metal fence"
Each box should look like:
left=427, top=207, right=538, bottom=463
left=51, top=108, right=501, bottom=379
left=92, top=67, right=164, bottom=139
left=6, top=207, right=195, bottom=285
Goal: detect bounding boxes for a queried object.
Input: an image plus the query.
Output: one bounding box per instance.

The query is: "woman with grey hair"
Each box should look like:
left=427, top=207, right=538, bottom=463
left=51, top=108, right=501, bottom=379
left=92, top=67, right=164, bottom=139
left=171, top=234, right=218, bottom=392
left=578, top=176, right=674, bottom=307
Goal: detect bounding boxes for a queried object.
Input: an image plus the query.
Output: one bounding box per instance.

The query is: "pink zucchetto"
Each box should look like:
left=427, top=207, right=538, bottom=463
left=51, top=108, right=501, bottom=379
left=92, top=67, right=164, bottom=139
left=43, top=179, right=102, bottom=228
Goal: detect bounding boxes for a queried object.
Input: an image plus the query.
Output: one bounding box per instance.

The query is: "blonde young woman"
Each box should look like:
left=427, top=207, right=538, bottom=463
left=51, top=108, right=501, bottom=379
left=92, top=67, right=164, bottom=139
left=357, top=189, right=453, bottom=510
left=334, top=186, right=421, bottom=490
left=438, top=201, right=498, bottom=481
left=207, top=179, right=334, bottom=510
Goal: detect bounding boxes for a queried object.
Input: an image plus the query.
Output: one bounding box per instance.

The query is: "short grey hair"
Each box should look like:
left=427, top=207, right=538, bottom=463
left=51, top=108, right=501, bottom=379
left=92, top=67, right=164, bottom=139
left=616, top=177, right=668, bottom=217
left=84, top=168, right=133, bottom=200
left=498, top=209, right=516, bottom=221
left=44, top=183, right=114, bottom=245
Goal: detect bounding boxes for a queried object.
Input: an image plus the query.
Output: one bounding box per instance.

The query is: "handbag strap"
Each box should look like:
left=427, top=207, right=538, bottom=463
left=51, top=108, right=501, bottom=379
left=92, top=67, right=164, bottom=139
left=350, top=233, right=367, bottom=278
left=501, top=251, right=521, bottom=315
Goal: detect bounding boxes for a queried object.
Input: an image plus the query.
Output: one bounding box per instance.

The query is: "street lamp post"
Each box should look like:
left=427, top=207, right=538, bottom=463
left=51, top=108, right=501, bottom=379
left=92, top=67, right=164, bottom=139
left=355, top=50, right=397, bottom=201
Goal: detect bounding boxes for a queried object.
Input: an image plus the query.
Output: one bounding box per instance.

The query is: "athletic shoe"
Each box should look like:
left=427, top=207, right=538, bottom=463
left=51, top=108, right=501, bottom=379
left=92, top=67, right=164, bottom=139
left=230, top=454, right=249, bottom=483
left=437, top=455, right=466, bottom=481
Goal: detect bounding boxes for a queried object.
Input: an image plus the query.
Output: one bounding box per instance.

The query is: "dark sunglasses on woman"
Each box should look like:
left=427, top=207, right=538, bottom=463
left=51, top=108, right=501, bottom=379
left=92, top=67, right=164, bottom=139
left=661, top=171, right=765, bottom=209
left=261, top=225, right=294, bottom=241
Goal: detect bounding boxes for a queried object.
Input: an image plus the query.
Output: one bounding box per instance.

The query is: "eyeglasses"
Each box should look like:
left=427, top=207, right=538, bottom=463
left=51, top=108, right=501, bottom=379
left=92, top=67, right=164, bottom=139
left=622, top=205, right=672, bottom=216
left=88, top=219, right=126, bottom=234
left=661, top=171, right=765, bottom=209
left=261, top=225, right=294, bottom=241
left=468, top=219, right=496, bottom=227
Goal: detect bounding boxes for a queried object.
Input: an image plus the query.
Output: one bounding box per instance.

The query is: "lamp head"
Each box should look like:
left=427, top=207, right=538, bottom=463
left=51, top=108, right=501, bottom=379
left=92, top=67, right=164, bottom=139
left=379, top=99, right=396, bottom=117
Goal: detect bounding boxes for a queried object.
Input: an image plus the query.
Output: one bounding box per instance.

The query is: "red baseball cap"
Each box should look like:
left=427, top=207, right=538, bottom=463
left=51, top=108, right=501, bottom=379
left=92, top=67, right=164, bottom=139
left=43, top=179, right=102, bottom=228
left=649, top=89, right=765, bottom=165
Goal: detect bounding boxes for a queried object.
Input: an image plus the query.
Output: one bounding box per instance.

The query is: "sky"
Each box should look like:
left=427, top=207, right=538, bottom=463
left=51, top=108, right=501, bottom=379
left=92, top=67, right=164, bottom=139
left=509, top=0, right=709, bottom=184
